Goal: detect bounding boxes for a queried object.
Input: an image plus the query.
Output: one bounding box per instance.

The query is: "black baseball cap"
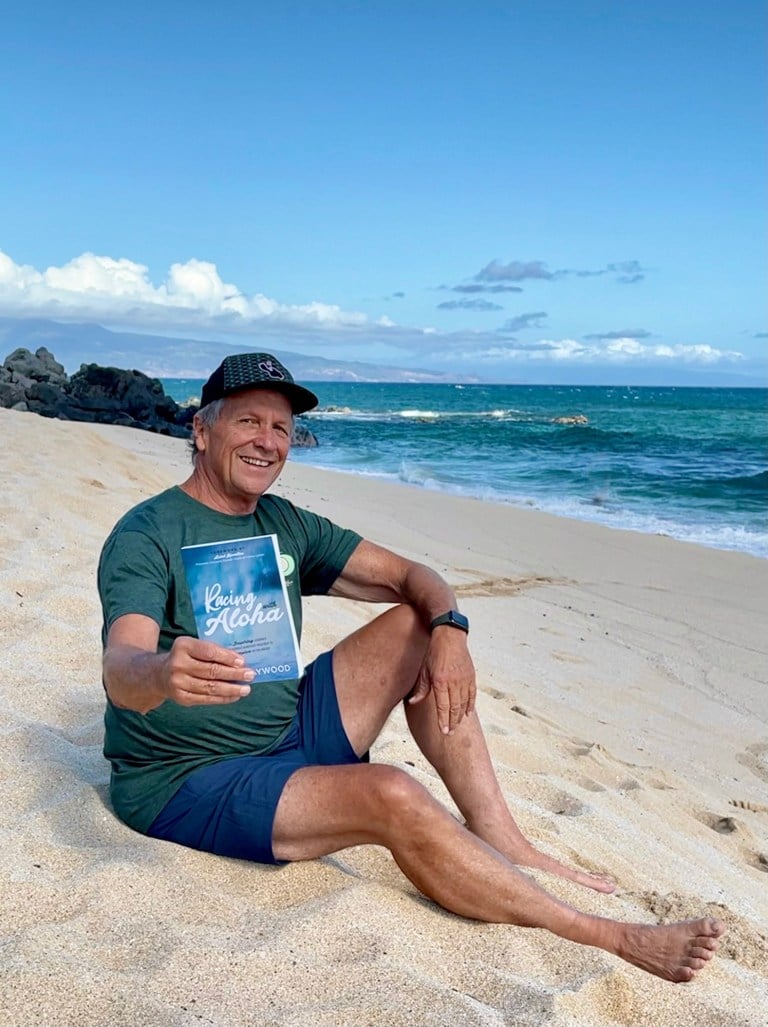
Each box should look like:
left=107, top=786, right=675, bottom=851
left=200, top=352, right=318, bottom=414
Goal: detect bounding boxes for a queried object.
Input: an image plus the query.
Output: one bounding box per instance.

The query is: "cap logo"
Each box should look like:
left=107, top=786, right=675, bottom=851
left=258, top=358, right=286, bottom=381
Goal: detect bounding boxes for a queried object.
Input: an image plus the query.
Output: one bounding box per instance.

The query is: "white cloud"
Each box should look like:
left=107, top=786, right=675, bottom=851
left=0, top=248, right=747, bottom=372
left=605, top=337, right=646, bottom=356
left=438, top=336, right=743, bottom=365
left=44, top=253, right=153, bottom=297
left=602, top=338, right=743, bottom=363
left=0, top=250, right=369, bottom=332
left=651, top=343, right=742, bottom=364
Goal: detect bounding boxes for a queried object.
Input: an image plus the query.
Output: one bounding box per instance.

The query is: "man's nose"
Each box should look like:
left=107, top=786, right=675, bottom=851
left=250, top=425, right=277, bottom=449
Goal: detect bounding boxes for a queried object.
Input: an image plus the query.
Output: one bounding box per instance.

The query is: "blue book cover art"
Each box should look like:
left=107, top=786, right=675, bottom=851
left=181, top=534, right=303, bottom=683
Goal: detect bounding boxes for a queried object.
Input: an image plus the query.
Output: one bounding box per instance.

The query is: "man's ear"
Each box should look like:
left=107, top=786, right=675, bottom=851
left=192, top=414, right=206, bottom=453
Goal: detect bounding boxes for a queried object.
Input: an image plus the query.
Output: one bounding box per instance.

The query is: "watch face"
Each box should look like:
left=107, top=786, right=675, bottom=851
left=431, top=610, right=469, bottom=632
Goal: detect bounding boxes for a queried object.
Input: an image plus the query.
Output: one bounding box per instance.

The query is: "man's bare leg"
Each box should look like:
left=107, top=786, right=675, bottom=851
left=271, top=762, right=724, bottom=982
left=333, top=604, right=614, bottom=892
left=404, top=684, right=615, bottom=892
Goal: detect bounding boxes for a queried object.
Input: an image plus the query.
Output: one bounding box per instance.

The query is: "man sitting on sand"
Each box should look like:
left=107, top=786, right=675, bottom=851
left=99, top=351, right=724, bottom=983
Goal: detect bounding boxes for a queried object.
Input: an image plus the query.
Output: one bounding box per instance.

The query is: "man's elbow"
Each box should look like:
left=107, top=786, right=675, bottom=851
left=102, top=651, right=163, bottom=715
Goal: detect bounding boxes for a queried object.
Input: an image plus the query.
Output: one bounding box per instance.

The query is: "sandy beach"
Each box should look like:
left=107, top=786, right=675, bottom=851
left=1, top=405, right=767, bottom=1027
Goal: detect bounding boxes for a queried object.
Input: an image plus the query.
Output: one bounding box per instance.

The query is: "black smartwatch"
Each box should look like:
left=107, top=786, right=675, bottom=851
left=429, top=610, right=469, bottom=634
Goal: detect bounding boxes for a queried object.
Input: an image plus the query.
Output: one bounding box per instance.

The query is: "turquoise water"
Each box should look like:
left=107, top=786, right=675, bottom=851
left=162, top=380, right=768, bottom=558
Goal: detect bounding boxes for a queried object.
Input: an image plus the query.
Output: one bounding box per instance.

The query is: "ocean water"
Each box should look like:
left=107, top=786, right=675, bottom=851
left=162, top=380, right=768, bottom=559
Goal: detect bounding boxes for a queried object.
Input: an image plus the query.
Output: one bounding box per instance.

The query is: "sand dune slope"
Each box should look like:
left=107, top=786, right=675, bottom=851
left=1, top=409, right=766, bottom=1027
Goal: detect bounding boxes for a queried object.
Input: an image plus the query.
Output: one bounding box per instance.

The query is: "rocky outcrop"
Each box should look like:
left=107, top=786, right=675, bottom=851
left=552, top=414, right=589, bottom=425
left=1, top=347, right=194, bottom=437
left=290, top=423, right=318, bottom=448
left=0, top=347, right=319, bottom=446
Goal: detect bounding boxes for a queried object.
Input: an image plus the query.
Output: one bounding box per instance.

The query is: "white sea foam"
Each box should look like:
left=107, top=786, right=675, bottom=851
left=295, top=455, right=767, bottom=558
left=307, top=406, right=559, bottom=424
left=399, top=409, right=440, bottom=419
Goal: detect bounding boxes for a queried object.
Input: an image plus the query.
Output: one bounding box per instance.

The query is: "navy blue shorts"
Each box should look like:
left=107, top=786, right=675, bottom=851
left=146, top=650, right=364, bottom=864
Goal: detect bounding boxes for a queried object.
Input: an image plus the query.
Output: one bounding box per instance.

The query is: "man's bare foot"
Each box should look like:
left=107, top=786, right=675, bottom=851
left=614, top=917, right=725, bottom=982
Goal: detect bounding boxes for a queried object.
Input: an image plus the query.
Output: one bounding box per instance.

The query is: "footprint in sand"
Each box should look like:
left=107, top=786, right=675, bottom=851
left=555, top=969, right=644, bottom=1024
left=527, top=781, right=591, bottom=817
left=729, top=798, right=768, bottom=814
left=617, top=778, right=641, bottom=792
left=453, top=573, right=567, bottom=597
left=566, top=741, right=658, bottom=797
left=569, top=739, right=649, bottom=770
left=748, top=851, right=768, bottom=874
left=694, top=811, right=768, bottom=881
left=571, top=741, right=601, bottom=757
left=697, top=811, right=740, bottom=835
left=736, top=742, right=768, bottom=784
left=480, top=689, right=537, bottom=722
left=647, top=775, right=677, bottom=791
left=482, top=686, right=507, bottom=701
left=551, top=794, right=590, bottom=817
left=574, top=775, right=607, bottom=793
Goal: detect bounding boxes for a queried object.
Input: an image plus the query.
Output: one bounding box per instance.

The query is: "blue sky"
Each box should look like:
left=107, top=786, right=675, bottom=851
left=1, top=1, right=765, bottom=384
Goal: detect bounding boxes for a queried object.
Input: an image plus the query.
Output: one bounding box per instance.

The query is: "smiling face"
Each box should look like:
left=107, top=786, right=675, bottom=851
left=188, top=388, right=293, bottom=514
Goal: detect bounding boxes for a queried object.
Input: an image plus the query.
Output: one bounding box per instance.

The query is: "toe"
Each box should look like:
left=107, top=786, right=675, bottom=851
left=688, top=945, right=715, bottom=961
left=704, top=917, right=726, bottom=938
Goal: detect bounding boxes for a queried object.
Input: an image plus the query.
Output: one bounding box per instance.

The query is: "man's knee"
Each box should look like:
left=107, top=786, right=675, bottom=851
left=368, top=764, right=432, bottom=835
left=390, top=601, right=425, bottom=635
left=332, top=603, right=428, bottom=722
left=373, top=601, right=427, bottom=643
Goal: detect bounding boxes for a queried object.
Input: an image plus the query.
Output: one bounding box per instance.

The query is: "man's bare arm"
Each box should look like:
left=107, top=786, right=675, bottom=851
left=329, top=540, right=457, bottom=617
left=329, top=540, right=476, bottom=734
left=103, top=614, right=254, bottom=714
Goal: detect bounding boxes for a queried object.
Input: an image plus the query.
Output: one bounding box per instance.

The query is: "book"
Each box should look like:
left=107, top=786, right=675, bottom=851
left=181, top=534, right=303, bottom=683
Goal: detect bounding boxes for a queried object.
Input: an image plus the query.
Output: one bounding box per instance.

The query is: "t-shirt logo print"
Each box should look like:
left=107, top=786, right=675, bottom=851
left=258, top=359, right=286, bottom=382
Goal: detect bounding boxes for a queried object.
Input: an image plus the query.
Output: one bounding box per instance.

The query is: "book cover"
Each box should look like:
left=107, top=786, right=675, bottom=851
left=181, top=534, right=303, bottom=683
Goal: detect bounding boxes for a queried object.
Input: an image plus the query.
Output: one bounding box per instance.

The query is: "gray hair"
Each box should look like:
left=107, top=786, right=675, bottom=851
left=187, top=398, right=225, bottom=464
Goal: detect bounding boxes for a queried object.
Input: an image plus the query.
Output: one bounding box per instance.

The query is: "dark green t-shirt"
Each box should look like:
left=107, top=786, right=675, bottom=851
left=98, top=485, right=362, bottom=833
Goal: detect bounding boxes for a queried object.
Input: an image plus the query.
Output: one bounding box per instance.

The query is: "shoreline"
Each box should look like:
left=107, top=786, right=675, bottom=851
left=162, top=377, right=768, bottom=561
left=290, top=452, right=768, bottom=560
left=2, top=408, right=767, bottom=1026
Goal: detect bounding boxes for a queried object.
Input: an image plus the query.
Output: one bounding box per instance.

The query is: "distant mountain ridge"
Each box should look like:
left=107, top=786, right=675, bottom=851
left=0, top=317, right=479, bottom=384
